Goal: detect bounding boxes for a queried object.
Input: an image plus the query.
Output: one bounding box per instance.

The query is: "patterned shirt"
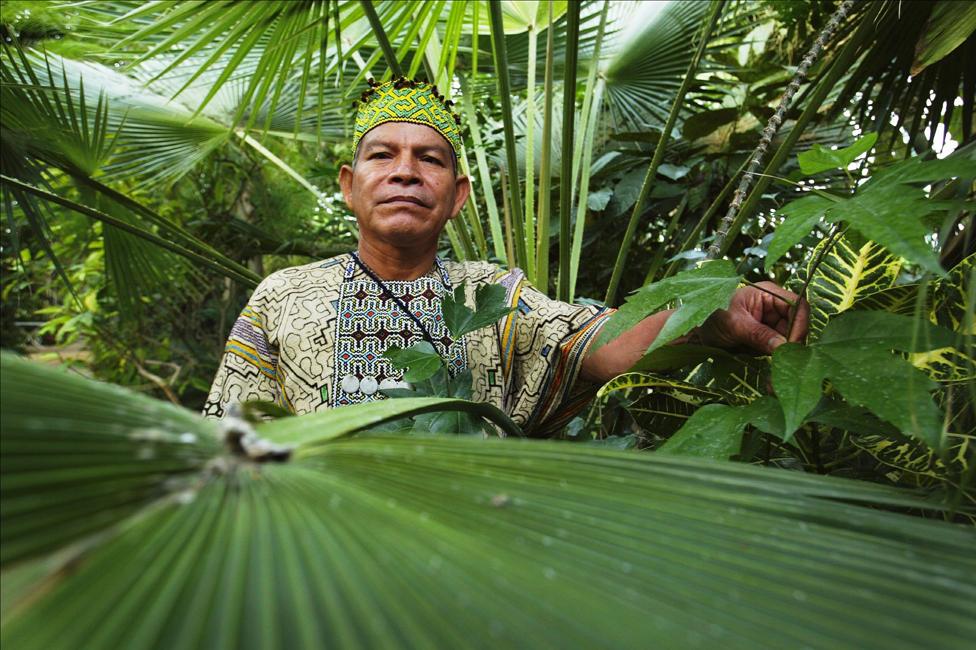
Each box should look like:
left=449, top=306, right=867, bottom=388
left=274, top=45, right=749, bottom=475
left=204, top=254, right=612, bottom=436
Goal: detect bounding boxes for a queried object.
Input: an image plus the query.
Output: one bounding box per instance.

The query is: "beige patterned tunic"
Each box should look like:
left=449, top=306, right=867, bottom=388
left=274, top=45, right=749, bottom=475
left=204, top=254, right=612, bottom=436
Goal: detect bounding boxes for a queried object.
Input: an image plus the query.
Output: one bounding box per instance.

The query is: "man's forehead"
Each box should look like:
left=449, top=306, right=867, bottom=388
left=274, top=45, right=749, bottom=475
left=359, top=122, right=453, bottom=154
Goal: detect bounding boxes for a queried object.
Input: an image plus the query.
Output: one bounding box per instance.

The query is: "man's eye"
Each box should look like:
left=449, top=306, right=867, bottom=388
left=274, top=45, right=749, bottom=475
left=422, top=156, right=443, bottom=165
left=370, top=152, right=391, bottom=159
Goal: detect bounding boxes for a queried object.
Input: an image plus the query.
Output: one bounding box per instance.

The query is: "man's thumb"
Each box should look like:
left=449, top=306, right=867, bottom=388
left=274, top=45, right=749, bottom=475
left=746, top=322, right=787, bottom=355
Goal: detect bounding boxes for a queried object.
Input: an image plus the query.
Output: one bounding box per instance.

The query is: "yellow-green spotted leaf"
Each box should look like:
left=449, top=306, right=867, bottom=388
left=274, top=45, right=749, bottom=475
left=802, top=237, right=903, bottom=337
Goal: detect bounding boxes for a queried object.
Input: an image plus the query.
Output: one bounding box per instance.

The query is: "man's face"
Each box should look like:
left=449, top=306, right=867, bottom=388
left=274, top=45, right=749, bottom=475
left=339, top=122, right=470, bottom=250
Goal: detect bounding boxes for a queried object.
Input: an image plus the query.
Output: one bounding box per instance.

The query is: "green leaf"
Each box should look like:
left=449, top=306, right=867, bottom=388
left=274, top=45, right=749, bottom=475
left=0, top=353, right=221, bottom=566
left=596, top=260, right=740, bottom=354
left=797, top=132, right=878, bottom=174
left=630, top=344, right=737, bottom=373
left=765, top=195, right=832, bottom=272
left=912, top=1, right=976, bottom=74
left=656, top=403, right=746, bottom=459
left=771, top=344, right=824, bottom=440
left=4, top=354, right=976, bottom=647
left=442, top=283, right=515, bottom=339
left=384, top=342, right=443, bottom=383
left=830, top=190, right=943, bottom=276
left=768, top=313, right=952, bottom=449
left=661, top=397, right=787, bottom=459
left=817, top=348, right=943, bottom=449
left=816, top=311, right=957, bottom=352
left=807, top=400, right=900, bottom=437
left=743, top=396, right=786, bottom=439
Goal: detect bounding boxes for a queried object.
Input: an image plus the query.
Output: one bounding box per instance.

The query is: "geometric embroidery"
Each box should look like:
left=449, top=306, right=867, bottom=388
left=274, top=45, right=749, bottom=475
left=330, top=257, right=467, bottom=408
left=353, top=78, right=462, bottom=156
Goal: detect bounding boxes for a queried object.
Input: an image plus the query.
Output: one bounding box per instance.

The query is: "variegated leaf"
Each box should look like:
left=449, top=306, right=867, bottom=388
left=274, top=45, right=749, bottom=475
left=848, top=255, right=975, bottom=382
left=597, top=373, right=747, bottom=442
left=932, top=253, right=975, bottom=333
left=852, top=433, right=970, bottom=488
left=800, top=236, right=903, bottom=337
left=597, top=373, right=740, bottom=402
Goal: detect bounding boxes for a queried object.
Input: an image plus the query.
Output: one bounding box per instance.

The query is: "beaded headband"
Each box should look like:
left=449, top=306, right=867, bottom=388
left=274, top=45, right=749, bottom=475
left=353, top=77, right=463, bottom=157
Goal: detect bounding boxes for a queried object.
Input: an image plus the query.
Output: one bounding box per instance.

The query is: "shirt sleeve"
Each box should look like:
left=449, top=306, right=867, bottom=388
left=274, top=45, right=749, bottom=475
left=203, top=290, right=281, bottom=419
left=498, top=270, right=614, bottom=436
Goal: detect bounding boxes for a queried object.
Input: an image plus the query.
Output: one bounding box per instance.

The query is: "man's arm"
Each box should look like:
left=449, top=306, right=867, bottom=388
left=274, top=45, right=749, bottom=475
left=581, top=282, right=809, bottom=384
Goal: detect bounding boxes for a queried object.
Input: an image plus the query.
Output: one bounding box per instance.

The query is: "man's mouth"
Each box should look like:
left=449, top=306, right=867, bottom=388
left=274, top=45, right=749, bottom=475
left=381, top=195, right=428, bottom=207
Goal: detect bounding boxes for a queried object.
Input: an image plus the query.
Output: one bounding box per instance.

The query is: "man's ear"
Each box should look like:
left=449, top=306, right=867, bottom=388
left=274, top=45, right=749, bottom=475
left=339, top=164, right=354, bottom=206
left=450, top=174, right=471, bottom=220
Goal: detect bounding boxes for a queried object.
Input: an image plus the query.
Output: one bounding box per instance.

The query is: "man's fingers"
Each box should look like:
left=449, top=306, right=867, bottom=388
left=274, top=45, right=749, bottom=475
left=746, top=320, right=787, bottom=355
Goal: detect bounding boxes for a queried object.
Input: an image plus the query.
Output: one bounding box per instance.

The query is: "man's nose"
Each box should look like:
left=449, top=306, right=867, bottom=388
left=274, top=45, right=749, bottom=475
left=389, top=155, right=421, bottom=184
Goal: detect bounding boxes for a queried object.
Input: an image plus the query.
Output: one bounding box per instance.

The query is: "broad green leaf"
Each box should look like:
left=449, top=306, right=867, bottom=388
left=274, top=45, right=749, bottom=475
left=798, top=132, right=878, bottom=175
left=869, top=151, right=976, bottom=187
left=659, top=398, right=783, bottom=459
left=830, top=190, right=943, bottom=276
left=807, top=400, right=900, bottom=437
left=657, top=404, right=746, bottom=459
left=0, top=353, right=221, bottom=566
left=4, top=354, right=976, bottom=648
left=769, top=313, right=952, bottom=449
left=817, top=348, right=943, bottom=449
left=765, top=195, right=833, bottom=271
left=596, top=260, right=740, bottom=353
left=384, top=342, right=443, bottom=383
left=771, top=344, right=824, bottom=439
left=817, top=151, right=975, bottom=276
left=442, top=283, right=515, bottom=339
left=912, top=1, right=976, bottom=74
left=743, top=396, right=786, bottom=439
left=816, top=311, right=957, bottom=352
left=630, top=344, right=737, bottom=373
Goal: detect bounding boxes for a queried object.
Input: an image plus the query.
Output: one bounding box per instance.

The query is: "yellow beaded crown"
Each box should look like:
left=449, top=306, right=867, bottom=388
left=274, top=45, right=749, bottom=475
left=353, top=77, right=462, bottom=156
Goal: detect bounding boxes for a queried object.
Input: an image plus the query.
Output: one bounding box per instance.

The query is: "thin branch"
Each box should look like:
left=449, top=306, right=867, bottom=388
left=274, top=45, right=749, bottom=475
left=707, top=0, right=858, bottom=260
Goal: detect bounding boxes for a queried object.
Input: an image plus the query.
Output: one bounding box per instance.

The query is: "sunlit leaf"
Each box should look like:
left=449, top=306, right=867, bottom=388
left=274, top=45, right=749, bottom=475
left=797, top=132, right=878, bottom=175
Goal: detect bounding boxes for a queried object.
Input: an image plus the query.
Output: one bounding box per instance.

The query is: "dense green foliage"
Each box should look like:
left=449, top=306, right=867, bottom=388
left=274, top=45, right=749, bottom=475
left=1, top=0, right=975, bottom=645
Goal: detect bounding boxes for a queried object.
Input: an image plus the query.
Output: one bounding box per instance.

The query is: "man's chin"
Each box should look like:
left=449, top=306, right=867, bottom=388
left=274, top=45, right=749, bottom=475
left=369, top=216, right=440, bottom=245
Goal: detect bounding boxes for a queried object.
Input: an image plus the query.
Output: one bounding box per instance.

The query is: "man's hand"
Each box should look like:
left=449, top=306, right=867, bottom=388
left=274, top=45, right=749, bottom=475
left=581, top=281, right=809, bottom=384
left=696, top=282, right=809, bottom=355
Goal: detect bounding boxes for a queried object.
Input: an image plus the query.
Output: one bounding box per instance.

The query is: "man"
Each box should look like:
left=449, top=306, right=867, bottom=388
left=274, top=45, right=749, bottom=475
left=205, top=78, right=807, bottom=435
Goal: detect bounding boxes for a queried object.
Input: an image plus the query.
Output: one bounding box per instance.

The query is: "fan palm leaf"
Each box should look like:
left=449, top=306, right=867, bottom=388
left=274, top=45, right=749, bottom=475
left=2, top=352, right=975, bottom=648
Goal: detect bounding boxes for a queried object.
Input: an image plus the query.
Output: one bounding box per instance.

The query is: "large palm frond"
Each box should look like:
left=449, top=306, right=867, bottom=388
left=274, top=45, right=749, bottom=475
left=0, top=46, right=260, bottom=297
left=2, top=352, right=975, bottom=648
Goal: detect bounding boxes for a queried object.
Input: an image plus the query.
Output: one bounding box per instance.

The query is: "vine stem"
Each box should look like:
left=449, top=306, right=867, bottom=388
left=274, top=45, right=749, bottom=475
left=743, top=280, right=796, bottom=307
left=706, top=0, right=858, bottom=260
